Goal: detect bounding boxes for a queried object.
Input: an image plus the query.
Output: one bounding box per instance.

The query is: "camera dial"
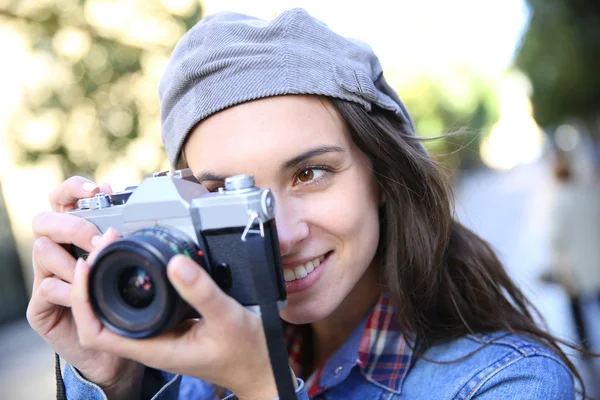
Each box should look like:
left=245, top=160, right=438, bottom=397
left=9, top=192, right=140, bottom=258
left=225, top=174, right=255, bottom=191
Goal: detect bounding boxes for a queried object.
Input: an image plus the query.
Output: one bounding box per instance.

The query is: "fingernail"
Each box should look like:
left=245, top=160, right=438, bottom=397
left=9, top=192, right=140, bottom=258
left=174, top=259, right=198, bottom=284
left=82, top=182, right=99, bottom=193
left=75, top=257, right=85, bottom=269
left=91, top=235, right=102, bottom=247
left=103, top=227, right=118, bottom=239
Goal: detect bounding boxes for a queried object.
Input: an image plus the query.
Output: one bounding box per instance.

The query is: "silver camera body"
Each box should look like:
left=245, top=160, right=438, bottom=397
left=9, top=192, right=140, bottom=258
left=68, top=168, right=286, bottom=338
left=70, top=169, right=275, bottom=246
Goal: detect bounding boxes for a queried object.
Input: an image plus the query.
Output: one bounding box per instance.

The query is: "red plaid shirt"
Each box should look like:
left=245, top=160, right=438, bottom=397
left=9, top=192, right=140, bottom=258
left=284, top=292, right=414, bottom=397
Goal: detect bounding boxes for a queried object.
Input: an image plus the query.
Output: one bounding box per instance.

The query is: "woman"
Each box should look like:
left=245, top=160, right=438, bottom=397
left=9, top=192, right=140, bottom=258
left=27, top=8, right=581, bottom=399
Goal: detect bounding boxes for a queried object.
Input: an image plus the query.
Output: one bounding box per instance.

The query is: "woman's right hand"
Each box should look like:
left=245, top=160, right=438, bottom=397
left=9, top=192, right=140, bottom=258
left=26, top=177, right=144, bottom=399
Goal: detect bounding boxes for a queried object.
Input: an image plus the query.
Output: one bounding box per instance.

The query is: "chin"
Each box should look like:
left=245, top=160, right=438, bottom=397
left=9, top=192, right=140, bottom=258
left=280, top=298, right=334, bottom=325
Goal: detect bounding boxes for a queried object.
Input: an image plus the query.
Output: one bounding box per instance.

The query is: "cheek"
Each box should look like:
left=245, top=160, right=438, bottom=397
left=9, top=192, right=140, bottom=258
left=311, top=181, right=381, bottom=260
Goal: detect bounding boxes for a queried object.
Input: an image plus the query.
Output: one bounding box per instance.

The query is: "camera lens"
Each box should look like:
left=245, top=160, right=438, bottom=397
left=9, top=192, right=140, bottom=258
left=88, top=227, right=205, bottom=338
left=118, top=267, right=155, bottom=308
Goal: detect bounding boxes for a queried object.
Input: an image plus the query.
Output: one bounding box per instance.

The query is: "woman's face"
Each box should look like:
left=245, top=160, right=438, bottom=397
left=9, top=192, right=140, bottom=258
left=184, top=95, right=381, bottom=324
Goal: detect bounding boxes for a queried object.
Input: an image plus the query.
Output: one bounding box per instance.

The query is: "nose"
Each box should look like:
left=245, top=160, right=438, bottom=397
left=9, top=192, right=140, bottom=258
left=273, top=196, right=309, bottom=257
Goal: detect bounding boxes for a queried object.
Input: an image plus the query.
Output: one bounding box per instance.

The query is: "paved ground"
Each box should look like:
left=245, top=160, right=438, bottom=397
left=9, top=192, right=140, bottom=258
left=2, top=158, right=599, bottom=399
left=0, top=318, right=56, bottom=399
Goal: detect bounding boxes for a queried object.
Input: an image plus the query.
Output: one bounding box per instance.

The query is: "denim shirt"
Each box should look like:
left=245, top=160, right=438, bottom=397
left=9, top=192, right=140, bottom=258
left=63, top=319, right=576, bottom=400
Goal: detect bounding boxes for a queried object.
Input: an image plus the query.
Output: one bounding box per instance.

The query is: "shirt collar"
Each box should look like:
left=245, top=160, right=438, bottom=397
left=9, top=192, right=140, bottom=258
left=284, top=292, right=415, bottom=394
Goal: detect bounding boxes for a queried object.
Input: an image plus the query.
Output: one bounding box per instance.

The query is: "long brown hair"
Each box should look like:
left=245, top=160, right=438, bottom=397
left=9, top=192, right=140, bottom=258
left=331, top=98, right=587, bottom=393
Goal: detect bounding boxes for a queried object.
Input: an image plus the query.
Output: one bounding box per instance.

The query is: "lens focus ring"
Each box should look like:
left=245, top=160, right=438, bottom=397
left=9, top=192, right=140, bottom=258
left=88, top=226, right=203, bottom=338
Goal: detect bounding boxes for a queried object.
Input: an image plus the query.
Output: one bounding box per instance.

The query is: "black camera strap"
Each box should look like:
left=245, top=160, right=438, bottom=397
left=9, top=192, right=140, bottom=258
left=245, top=234, right=297, bottom=400
left=55, top=353, right=66, bottom=400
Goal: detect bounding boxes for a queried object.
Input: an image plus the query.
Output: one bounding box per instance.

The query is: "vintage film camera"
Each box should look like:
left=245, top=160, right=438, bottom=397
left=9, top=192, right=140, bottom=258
left=68, top=169, right=287, bottom=339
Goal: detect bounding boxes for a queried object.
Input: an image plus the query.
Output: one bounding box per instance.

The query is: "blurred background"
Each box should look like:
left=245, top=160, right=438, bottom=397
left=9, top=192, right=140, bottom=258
left=1, top=0, right=599, bottom=398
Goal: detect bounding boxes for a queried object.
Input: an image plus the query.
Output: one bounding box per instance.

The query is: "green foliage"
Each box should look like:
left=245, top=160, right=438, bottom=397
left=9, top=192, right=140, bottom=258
left=515, top=0, right=600, bottom=130
left=401, top=69, right=500, bottom=171
left=2, top=0, right=203, bottom=179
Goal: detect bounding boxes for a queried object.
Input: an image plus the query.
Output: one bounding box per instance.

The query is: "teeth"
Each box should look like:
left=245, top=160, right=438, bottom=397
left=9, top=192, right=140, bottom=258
left=305, top=261, right=314, bottom=273
left=294, top=265, right=307, bottom=279
left=284, top=269, right=296, bottom=282
left=284, top=255, right=325, bottom=282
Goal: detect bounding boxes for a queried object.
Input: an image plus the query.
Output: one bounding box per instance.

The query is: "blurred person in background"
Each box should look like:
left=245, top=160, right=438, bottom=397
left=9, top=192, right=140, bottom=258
left=26, top=8, right=593, bottom=400
left=543, top=150, right=600, bottom=357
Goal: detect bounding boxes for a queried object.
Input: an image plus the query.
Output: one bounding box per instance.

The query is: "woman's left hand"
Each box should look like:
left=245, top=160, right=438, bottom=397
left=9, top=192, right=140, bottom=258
left=70, top=228, right=278, bottom=400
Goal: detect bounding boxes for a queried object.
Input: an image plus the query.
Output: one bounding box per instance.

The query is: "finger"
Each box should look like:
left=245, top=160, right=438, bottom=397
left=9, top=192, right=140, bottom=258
left=32, top=237, right=77, bottom=285
left=67, top=255, right=222, bottom=368
left=70, top=257, right=147, bottom=357
left=27, top=277, right=72, bottom=330
left=70, top=258, right=106, bottom=346
left=32, top=212, right=103, bottom=252
left=86, top=227, right=120, bottom=265
left=167, top=255, right=240, bottom=323
left=49, top=176, right=101, bottom=212
left=72, top=254, right=228, bottom=372
left=39, top=277, right=72, bottom=308
left=98, top=183, right=113, bottom=195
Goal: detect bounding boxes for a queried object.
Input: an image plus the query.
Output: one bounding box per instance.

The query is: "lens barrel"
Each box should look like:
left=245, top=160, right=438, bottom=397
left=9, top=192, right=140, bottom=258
left=88, top=227, right=204, bottom=338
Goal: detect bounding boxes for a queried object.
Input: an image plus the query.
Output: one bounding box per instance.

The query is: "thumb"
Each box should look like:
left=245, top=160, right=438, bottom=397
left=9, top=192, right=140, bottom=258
left=167, top=255, right=239, bottom=322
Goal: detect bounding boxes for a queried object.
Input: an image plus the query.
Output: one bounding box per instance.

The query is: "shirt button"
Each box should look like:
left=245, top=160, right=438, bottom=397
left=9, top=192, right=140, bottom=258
left=334, top=366, right=343, bottom=376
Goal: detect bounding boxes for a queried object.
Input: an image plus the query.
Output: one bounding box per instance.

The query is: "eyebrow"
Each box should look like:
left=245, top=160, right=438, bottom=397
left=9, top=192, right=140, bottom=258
left=194, top=145, right=345, bottom=183
left=194, top=171, right=228, bottom=183
left=282, top=145, right=344, bottom=169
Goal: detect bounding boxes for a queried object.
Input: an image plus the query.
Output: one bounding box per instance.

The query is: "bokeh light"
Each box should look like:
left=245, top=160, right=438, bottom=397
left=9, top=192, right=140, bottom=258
left=52, top=27, right=91, bottom=62
left=480, top=72, right=544, bottom=170
left=555, top=124, right=580, bottom=152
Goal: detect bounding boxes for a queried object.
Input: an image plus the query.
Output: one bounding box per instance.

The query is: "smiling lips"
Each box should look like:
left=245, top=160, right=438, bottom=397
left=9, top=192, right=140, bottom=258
left=283, top=255, right=326, bottom=282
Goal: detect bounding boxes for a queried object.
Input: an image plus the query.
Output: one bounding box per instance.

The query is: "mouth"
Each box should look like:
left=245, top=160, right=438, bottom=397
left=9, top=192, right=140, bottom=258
left=282, top=251, right=332, bottom=282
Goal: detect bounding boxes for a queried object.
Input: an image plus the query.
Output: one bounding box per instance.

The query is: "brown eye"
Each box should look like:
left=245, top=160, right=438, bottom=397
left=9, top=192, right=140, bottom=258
left=294, top=168, right=327, bottom=186
left=297, top=168, right=314, bottom=182
left=203, top=183, right=224, bottom=193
